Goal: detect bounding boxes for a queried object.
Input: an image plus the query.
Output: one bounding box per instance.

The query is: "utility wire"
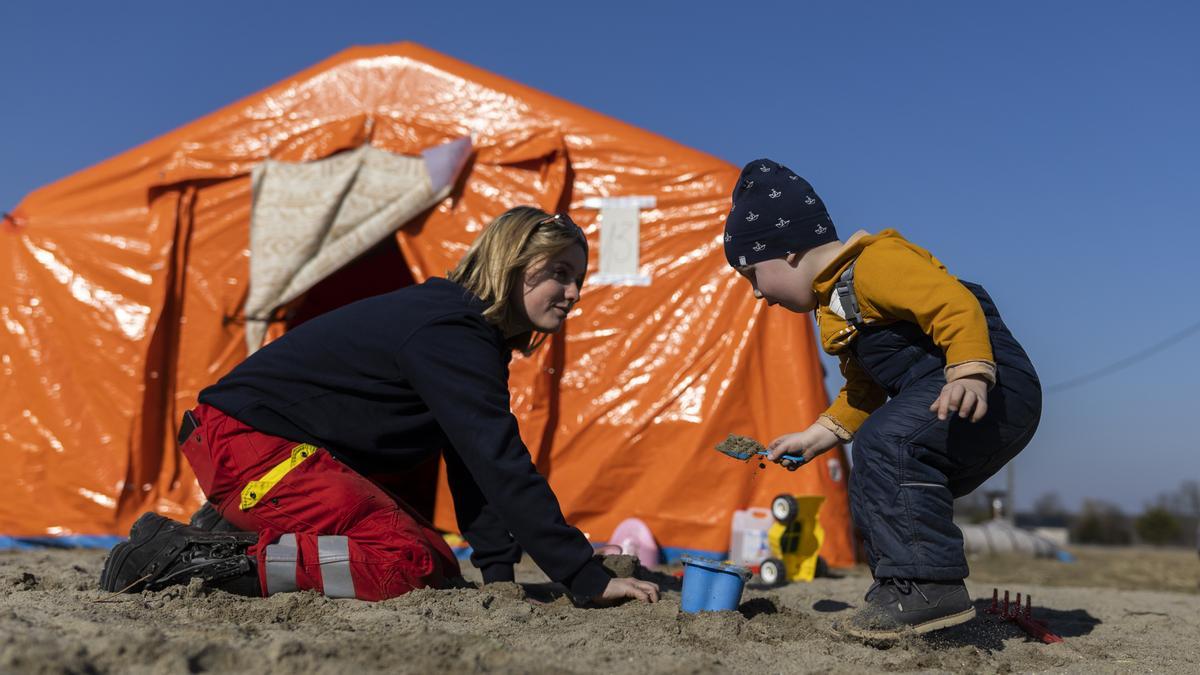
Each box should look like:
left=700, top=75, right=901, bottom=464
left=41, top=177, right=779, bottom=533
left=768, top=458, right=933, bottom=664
left=1046, top=318, right=1200, bottom=393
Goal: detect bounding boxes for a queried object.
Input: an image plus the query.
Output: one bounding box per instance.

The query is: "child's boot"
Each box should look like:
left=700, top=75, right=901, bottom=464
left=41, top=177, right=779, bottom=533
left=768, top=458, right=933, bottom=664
left=838, top=578, right=975, bottom=641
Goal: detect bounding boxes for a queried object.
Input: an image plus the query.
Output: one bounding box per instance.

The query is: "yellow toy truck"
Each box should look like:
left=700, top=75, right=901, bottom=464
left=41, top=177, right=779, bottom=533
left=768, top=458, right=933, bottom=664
left=730, top=494, right=826, bottom=586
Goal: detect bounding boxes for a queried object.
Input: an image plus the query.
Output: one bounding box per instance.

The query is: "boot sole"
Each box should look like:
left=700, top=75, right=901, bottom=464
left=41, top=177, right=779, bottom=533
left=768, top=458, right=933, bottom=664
left=840, top=606, right=977, bottom=641
left=98, top=513, right=174, bottom=592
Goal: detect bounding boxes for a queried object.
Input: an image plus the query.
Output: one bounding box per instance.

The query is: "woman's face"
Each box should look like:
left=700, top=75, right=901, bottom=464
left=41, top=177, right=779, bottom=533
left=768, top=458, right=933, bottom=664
left=515, top=244, right=587, bottom=333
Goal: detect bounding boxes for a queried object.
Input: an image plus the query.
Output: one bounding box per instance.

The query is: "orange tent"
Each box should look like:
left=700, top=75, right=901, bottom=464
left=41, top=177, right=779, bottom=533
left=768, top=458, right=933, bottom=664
left=0, top=43, right=855, bottom=566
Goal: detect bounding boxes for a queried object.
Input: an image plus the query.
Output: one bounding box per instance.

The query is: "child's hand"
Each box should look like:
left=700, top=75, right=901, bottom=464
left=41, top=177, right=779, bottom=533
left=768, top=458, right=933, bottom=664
left=767, top=424, right=840, bottom=470
left=592, top=577, right=660, bottom=605
left=930, top=374, right=989, bottom=422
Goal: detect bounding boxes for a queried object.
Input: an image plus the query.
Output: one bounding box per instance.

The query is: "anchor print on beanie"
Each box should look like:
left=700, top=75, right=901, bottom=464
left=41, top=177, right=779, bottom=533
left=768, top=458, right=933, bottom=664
left=723, top=158, right=838, bottom=267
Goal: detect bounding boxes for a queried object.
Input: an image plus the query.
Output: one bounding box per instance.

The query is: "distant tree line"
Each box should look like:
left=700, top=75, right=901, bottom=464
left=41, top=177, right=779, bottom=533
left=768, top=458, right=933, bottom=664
left=954, top=480, right=1200, bottom=547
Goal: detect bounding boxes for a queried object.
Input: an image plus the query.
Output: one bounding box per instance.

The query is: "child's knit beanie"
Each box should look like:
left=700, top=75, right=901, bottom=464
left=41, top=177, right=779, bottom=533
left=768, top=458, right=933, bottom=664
left=723, top=158, right=838, bottom=267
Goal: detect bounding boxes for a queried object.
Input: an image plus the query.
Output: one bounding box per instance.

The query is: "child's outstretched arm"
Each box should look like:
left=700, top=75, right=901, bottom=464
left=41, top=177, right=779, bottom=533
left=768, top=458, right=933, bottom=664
left=766, top=357, right=883, bottom=469
left=820, top=356, right=888, bottom=440
left=766, top=423, right=840, bottom=470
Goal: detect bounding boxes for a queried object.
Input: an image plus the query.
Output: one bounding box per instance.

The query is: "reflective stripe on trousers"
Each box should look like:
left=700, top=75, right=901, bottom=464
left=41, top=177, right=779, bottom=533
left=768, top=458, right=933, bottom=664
left=264, top=533, right=356, bottom=598
left=181, top=404, right=461, bottom=601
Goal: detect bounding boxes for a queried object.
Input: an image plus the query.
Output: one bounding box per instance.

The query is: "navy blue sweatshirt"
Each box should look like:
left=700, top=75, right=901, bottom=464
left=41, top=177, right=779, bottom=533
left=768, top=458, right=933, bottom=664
left=199, top=277, right=610, bottom=598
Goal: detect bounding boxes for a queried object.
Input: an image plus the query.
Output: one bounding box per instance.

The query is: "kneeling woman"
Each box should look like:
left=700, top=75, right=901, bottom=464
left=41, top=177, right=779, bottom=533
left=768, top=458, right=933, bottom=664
left=101, top=207, right=658, bottom=605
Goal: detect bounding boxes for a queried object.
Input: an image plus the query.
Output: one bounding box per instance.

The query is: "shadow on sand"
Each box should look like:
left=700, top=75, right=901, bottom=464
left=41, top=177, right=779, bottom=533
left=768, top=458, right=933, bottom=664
left=738, top=597, right=779, bottom=619
left=932, top=597, right=1101, bottom=650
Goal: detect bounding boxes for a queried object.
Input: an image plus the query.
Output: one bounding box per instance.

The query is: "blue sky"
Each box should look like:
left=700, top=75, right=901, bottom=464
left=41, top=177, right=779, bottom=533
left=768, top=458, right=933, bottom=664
left=3, top=1, right=1197, bottom=512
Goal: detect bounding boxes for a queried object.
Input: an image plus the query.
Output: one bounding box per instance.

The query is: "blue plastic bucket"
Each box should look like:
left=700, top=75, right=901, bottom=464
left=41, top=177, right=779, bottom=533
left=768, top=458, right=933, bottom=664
left=680, top=556, right=751, bottom=613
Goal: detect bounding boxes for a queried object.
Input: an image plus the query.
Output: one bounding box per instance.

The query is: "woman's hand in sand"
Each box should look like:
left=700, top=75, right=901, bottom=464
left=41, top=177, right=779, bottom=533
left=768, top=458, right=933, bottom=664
left=930, top=374, right=989, bottom=422
left=593, top=577, right=659, bottom=605
left=767, top=424, right=840, bottom=470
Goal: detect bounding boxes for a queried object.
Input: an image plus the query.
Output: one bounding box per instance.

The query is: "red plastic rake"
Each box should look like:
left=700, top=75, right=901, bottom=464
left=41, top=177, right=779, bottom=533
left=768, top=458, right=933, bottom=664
left=986, top=588, right=1063, bottom=644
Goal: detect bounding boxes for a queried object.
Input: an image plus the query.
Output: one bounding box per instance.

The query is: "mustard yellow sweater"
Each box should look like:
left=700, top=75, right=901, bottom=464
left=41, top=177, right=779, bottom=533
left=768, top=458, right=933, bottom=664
left=812, top=230, right=996, bottom=441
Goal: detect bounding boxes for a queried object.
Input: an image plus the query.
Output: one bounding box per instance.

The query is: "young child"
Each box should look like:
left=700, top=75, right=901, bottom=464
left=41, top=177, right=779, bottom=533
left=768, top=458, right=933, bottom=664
left=723, top=159, right=1041, bottom=640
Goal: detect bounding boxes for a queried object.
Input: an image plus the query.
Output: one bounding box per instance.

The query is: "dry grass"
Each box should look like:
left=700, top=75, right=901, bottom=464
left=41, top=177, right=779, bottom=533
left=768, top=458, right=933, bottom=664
left=964, top=545, right=1200, bottom=594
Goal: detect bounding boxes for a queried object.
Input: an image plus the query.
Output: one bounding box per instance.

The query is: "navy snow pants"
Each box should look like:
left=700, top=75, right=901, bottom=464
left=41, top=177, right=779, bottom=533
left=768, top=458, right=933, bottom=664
left=847, top=282, right=1041, bottom=581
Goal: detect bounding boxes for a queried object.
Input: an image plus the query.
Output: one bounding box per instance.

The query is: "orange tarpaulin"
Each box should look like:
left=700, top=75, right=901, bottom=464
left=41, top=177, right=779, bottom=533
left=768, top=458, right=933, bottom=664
left=0, top=43, right=856, bottom=566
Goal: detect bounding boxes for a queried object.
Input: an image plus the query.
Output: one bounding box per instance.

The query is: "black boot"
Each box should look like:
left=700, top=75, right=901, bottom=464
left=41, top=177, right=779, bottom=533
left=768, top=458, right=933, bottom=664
left=838, top=578, right=975, bottom=640
left=99, top=512, right=261, bottom=596
left=188, top=501, right=243, bottom=533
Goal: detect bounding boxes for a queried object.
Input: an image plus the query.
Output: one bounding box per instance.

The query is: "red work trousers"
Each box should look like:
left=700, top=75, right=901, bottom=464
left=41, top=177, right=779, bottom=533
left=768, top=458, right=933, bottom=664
left=180, top=404, right=460, bottom=600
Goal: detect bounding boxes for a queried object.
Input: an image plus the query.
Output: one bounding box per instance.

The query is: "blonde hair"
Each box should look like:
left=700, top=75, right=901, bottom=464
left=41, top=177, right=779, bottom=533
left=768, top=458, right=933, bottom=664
left=448, top=206, right=589, bottom=353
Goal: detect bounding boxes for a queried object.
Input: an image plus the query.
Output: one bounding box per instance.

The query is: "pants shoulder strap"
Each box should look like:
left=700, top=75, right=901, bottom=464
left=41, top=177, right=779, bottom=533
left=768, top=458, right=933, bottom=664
left=834, top=260, right=865, bottom=328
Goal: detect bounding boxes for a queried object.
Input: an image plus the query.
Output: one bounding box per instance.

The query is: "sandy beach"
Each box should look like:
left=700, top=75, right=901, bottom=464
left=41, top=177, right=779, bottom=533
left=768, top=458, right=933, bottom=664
left=1, top=545, right=1196, bottom=674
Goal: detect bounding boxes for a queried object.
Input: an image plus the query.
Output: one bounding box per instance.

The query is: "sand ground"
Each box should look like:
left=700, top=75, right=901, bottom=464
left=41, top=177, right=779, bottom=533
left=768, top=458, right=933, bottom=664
left=1, top=545, right=1197, bottom=674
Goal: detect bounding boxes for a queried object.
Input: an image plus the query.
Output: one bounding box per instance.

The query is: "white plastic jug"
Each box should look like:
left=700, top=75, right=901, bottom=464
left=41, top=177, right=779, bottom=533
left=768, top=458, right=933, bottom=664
left=728, top=507, right=774, bottom=566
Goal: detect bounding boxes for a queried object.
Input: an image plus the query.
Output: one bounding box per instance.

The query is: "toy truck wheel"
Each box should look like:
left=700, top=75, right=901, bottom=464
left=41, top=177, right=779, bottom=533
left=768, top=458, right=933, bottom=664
left=771, top=494, right=798, bottom=524
left=759, top=558, right=786, bottom=586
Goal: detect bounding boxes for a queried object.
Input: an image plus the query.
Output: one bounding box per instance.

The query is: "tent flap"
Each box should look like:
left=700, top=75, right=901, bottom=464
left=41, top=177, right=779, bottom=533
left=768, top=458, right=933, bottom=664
left=244, top=138, right=471, bottom=352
